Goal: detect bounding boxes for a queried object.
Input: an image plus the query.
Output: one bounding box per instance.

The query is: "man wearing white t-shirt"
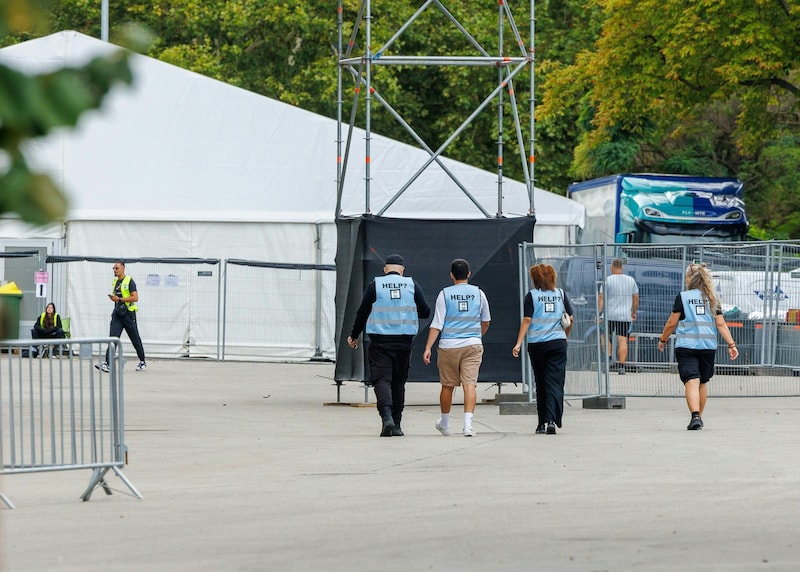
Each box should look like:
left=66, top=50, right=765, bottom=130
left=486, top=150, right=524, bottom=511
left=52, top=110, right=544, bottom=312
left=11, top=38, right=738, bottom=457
left=423, top=259, right=491, bottom=437
left=598, top=259, right=639, bottom=374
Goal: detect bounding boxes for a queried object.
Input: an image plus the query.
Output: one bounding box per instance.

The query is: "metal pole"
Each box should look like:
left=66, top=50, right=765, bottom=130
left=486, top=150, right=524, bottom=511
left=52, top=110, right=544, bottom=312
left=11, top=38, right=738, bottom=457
left=220, top=261, right=227, bottom=361
left=101, top=0, right=109, bottom=42
left=599, top=244, right=610, bottom=398
left=528, top=0, right=536, bottom=215
left=336, top=0, right=343, bottom=217
left=497, top=3, right=504, bottom=217
left=519, top=242, right=533, bottom=400
left=364, top=0, right=372, bottom=212
left=314, top=224, right=323, bottom=358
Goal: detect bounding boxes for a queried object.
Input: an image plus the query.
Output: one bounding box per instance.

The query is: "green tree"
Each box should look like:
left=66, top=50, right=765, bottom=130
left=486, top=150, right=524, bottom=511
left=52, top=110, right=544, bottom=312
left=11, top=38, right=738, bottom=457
left=538, top=0, right=800, bottom=233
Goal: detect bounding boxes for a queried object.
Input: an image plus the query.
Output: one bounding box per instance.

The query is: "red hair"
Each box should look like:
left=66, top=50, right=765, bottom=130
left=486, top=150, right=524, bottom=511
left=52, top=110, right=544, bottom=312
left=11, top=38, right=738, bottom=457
left=530, top=264, right=557, bottom=291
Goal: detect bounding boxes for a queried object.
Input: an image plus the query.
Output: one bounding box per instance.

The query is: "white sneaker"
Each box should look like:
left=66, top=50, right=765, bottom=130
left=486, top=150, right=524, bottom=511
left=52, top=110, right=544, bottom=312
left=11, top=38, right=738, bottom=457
left=135, top=362, right=147, bottom=371
left=435, top=419, right=451, bottom=436
left=463, top=426, right=476, bottom=437
left=94, top=362, right=110, bottom=373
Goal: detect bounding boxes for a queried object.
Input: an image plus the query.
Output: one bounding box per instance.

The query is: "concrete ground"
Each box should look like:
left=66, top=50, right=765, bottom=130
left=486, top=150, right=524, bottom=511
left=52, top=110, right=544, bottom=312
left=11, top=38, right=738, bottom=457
left=2, top=359, right=799, bottom=571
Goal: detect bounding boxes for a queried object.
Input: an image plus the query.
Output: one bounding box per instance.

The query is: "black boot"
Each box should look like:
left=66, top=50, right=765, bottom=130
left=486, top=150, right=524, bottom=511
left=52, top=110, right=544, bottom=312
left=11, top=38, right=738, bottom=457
left=391, top=412, right=404, bottom=437
left=379, top=406, right=395, bottom=437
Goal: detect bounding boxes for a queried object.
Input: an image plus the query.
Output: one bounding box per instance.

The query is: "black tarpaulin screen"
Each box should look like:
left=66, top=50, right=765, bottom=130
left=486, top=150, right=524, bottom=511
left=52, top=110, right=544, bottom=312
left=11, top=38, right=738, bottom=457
left=334, top=214, right=535, bottom=382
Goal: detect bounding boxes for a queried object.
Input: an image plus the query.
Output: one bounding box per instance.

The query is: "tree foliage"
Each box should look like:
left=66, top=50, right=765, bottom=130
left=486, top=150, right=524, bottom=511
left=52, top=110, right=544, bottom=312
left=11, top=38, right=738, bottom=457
left=538, top=0, right=800, bottom=235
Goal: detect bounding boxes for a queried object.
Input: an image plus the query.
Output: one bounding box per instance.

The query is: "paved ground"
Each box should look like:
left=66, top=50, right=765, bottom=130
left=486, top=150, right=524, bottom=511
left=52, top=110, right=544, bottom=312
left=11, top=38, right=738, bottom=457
left=2, top=359, right=800, bottom=571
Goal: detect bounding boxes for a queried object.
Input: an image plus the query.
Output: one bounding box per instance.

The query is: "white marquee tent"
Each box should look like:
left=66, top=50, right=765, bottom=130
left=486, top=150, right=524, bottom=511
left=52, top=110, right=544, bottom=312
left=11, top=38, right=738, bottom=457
left=0, top=31, right=584, bottom=359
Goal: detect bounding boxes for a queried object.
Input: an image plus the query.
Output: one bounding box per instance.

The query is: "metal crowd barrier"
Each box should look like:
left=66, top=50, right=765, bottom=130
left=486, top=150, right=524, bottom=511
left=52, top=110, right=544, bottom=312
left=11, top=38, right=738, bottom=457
left=0, top=337, right=141, bottom=509
left=522, top=241, right=800, bottom=398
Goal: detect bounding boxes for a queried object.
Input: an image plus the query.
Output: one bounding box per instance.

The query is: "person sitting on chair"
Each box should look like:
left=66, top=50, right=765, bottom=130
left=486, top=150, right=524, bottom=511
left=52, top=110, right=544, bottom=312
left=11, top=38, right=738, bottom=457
left=30, top=302, right=65, bottom=356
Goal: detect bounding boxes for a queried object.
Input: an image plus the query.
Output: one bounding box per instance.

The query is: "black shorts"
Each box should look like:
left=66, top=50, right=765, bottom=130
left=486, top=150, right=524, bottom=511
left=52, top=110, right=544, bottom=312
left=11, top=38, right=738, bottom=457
left=675, top=347, right=716, bottom=383
left=608, top=321, right=631, bottom=337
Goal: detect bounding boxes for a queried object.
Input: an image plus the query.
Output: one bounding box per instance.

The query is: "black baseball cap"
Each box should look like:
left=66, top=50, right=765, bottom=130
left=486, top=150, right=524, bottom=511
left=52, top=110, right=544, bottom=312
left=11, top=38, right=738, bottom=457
left=384, top=254, right=405, bottom=266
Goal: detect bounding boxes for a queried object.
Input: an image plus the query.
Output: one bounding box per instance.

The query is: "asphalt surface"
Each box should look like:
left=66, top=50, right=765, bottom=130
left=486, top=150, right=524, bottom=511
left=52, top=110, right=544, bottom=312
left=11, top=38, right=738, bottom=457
left=2, top=359, right=799, bottom=571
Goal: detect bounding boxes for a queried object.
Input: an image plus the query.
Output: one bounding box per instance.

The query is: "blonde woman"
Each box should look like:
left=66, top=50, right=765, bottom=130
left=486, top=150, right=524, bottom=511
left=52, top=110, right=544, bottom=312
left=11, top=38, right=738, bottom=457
left=512, top=263, right=573, bottom=435
left=657, top=263, right=739, bottom=430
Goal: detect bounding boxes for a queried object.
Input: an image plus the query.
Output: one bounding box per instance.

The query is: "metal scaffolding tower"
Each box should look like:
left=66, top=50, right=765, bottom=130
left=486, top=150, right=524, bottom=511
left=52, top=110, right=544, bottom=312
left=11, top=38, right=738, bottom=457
left=336, top=0, right=536, bottom=219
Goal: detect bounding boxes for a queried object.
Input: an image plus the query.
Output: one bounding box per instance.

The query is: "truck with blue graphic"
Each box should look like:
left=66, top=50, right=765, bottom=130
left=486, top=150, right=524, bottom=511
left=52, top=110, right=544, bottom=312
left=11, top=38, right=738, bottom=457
left=568, top=174, right=749, bottom=244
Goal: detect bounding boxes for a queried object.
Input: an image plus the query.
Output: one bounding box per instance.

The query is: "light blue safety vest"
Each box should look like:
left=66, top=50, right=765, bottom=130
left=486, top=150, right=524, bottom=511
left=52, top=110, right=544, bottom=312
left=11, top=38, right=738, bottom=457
left=526, top=288, right=566, bottom=343
left=441, top=284, right=482, bottom=340
left=676, top=289, right=717, bottom=350
left=366, top=275, right=419, bottom=335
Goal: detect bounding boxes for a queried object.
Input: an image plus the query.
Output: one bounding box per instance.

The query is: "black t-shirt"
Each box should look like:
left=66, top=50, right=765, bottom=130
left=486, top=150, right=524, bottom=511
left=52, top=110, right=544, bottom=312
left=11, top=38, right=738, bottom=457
left=113, top=277, right=138, bottom=296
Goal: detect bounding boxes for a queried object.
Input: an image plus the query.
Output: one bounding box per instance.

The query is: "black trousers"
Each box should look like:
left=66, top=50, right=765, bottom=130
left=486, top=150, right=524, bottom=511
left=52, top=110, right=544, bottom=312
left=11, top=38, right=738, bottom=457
left=106, top=311, right=146, bottom=362
left=30, top=328, right=65, bottom=354
left=527, top=339, right=568, bottom=427
left=367, top=343, right=412, bottom=421
left=31, top=328, right=65, bottom=340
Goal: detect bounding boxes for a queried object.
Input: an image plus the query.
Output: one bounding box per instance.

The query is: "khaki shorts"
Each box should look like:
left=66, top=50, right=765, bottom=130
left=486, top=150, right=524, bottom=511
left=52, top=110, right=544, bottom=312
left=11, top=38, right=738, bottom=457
left=437, top=345, right=484, bottom=387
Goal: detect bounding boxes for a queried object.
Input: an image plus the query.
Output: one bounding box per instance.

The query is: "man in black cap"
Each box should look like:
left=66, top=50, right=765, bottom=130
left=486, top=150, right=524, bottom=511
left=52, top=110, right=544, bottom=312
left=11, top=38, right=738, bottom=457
left=348, top=254, right=431, bottom=437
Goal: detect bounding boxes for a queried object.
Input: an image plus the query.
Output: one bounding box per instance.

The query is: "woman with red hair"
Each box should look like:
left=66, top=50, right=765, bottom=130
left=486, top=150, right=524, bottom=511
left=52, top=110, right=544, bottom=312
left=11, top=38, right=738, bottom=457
left=512, top=263, right=573, bottom=435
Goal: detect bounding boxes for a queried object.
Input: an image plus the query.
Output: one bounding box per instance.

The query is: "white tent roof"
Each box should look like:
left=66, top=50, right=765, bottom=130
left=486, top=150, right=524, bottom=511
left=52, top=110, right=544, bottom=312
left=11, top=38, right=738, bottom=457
left=0, top=31, right=584, bottom=229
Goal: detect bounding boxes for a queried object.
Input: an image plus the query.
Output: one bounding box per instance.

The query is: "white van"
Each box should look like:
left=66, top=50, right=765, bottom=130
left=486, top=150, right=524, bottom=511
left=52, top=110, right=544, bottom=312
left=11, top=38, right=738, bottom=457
left=712, top=270, right=800, bottom=320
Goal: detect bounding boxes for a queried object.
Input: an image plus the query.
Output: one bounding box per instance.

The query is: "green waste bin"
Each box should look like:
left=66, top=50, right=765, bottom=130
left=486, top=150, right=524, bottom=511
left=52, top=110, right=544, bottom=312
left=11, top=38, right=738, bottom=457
left=0, top=292, right=22, bottom=339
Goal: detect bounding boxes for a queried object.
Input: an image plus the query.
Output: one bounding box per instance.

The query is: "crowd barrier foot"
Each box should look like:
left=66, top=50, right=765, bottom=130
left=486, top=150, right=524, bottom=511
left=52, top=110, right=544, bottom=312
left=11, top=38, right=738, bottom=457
left=582, top=396, right=626, bottom=409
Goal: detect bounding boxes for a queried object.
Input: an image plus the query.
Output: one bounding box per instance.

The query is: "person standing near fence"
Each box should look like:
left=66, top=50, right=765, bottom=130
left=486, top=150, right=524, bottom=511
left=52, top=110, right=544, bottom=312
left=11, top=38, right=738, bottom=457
left=512, top=263, right=573, bottom=435
left=598, top=258, right=638, bottom=374
left=96, top=261, right=147, bottom=372
left=657, top=262, right=738, bottom=430
left=347, top=254, right=431, bottom=437
left=423, top=259, right=491, bottom=437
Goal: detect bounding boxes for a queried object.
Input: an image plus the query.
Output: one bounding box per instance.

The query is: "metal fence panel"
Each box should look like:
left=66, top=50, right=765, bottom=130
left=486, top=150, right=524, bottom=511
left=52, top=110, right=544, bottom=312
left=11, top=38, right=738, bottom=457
left=52, top=257, right=221, bottom=359
left=0, top=337, right=141, bottom=508
left=521, top=241, right=800, bottom=398
left=223, top=260, right=336, bottom=360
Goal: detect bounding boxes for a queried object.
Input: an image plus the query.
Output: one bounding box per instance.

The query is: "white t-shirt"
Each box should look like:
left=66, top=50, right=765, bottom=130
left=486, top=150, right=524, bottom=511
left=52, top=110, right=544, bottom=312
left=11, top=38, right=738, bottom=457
left=430, top=288, right=491, bottom=348
left=602, top=273, right=638, bottom=322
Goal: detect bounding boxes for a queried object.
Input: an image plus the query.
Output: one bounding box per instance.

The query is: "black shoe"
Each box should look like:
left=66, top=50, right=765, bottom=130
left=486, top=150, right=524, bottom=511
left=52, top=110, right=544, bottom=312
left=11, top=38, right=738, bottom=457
left=391, top=425, right=404, bottom=437
left=378, top=406, right=395, bottom=437
left=535, top=423, right=547, bottom=434
left=618, top=363, right=626, bottom=375
left=546, top=421, right=557, bottom=435
left=380, top=418, right=395, bottom=437
left=687, top=417, right=703, bottom=431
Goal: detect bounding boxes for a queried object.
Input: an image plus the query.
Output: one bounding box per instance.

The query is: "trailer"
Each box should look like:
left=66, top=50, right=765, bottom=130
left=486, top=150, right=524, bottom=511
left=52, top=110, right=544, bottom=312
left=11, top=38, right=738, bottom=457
left=568, top=174, right=748, bottom=244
